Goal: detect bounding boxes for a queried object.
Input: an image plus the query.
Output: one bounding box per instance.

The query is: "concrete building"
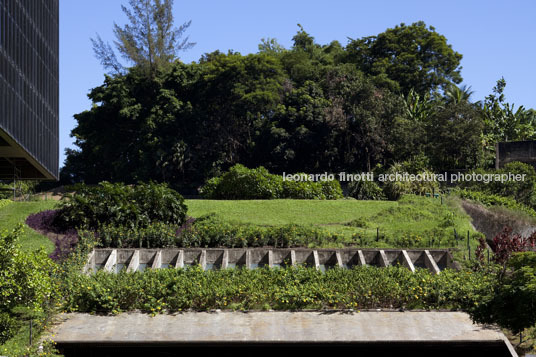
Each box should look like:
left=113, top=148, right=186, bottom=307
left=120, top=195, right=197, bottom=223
left=496, top=140, right=536, bottom=170
left=0, top=0, right=59, bottom=180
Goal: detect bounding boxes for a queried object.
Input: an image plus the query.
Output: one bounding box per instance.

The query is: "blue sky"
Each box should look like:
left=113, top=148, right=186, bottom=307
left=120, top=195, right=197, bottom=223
left=60, top=0, right=536, bottom=167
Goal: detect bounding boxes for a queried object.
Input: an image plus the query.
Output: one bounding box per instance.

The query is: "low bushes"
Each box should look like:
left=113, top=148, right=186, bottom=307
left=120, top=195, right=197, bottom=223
left=94, top=214, right=343, bottom=248
left=0, top=199, right=11, bottom=209
left=382, top=164, right=440, bottom=200
left=177, top=215, right=343, bottom=248
left=200, top=164, right=343, bottom=200
left=60, top=266, right=494, bottom=313
left=459, top=161, right=536, bottom=208
left=96, top=222, right=178, bottom=249
left=347, top=180, right=386, bottom=200
left=54, top=181, right=187, bottom=230
left=0, top=226, right=57, bottom=344
left=471, top=252, right=536, bottom=334
left=91, top=212, right=466, bottom=250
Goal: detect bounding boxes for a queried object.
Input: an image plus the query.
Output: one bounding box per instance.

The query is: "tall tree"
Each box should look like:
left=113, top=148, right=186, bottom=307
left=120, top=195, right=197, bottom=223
left=92, top=0, right=195, bottom=75
left=444, top=84, right=474, bottom=104
left=345, top=21, right=463, bottom=96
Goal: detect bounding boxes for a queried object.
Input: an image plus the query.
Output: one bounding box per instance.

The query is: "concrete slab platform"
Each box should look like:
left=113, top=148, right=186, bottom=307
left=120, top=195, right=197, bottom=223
left=49, top=311, right=516, bottom=356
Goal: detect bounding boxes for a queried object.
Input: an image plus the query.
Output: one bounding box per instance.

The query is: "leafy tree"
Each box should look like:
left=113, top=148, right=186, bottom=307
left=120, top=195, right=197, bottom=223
left=92, top=0, right=195, bottom=75
left=427, top=101, right=483, bottom=170
left=258, top=38, right=286, bottom=54
left=345, top=21, right=463, bottom=95
left=482, top=78, right=536, bottom=142
left=444, top=84, right=474, bottom=105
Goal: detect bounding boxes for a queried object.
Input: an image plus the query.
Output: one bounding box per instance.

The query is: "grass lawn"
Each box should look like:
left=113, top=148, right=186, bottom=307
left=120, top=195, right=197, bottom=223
left=1, top=195, right=480, bottom=256
left=186, top=198, right=396, bottom=225
left=0, top=200, right=57, bottom=252
left=186, top=195, right=477, bottom=240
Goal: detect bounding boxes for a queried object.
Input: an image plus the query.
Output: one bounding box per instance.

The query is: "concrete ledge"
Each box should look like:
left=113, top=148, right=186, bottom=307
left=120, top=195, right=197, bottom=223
left=49, top=311, right=516, bottom=356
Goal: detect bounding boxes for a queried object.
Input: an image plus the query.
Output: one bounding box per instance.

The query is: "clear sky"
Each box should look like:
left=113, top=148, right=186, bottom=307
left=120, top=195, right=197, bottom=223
left=60, top=0, right=536, bottom=167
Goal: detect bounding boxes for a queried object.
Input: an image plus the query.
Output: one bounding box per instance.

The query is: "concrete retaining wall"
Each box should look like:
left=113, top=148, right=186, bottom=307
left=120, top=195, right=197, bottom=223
left=84, top=248, right=459, bottom=274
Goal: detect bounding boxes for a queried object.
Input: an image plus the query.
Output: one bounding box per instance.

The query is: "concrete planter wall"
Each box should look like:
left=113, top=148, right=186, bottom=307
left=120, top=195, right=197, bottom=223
left=85, top=248, right=459, bottom=274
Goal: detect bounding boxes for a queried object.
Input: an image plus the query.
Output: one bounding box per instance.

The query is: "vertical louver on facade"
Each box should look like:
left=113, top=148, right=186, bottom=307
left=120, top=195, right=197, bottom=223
left=0, top=0, right=59, bottom=180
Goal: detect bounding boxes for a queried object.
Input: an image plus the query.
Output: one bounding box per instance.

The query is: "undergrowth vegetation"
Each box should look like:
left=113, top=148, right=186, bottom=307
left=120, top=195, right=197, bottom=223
left=200, top=164, right=343, bottom=200
left=55, top=181, right=187, bottom=230
left=61, top=265, right=494, bottom=313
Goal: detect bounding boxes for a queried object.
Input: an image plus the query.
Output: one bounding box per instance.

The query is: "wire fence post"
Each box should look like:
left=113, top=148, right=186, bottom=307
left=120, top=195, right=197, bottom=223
left=29, top=320, right=33, bottom=346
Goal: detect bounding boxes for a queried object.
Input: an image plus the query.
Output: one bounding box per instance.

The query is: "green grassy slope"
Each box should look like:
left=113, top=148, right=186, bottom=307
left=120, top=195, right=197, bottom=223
left=186, top=195, right=477, bottom=240
left=186, top=198, right=395, bottom=226
left=0, top=200, right=57, bottom=252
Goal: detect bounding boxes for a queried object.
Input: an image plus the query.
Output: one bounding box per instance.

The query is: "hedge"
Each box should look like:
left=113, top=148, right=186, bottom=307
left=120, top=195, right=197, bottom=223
left=60, top=266, right=494, bottom=313
left=200, top=164, right=343, bottom=200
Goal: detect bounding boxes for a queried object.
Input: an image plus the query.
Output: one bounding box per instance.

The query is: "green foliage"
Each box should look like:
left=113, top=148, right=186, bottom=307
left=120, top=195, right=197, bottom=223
left=65, top=22, right=469, bottom=186
left=200, top=165, right=283, bottom=199
left=281, top=179, right=325, bottom=199
left=185, top=194, right=477, bottom=253
left=200, top=164, right=342, bottom=200
left=380, top=163, right=440, bottom=200
left=0, top=181, right=37, bottom=199
left=0, top=199, right=12, bottom=209
left=347, top=180, right=386, bottom=200
left=482, top=78, right=536, bottom=145
left=318, top=180, right=344, bottom=199
left=345, top=21, right=462, bottom=95
left=96, top=222, right=177, bottom=248
left=0, top=226, right=56, bottom=343
left=55, top=182, right=187, bottom=230
left=91, top=0, right=194, bottom=75
left=177, top=214, right=343, bottom=248
left=471, top=252, right=536, bottom=333
left=460, top=162, right=536, bottom=208
left=456, top=189, right=536, bottom=217
left=426, top=101, right=484, bottom=170
left=61, top=266, right=494, bottom=313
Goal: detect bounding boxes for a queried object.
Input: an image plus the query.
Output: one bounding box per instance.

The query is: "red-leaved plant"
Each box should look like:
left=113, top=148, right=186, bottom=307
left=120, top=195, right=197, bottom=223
left=491, top=226, right=536, bottom=266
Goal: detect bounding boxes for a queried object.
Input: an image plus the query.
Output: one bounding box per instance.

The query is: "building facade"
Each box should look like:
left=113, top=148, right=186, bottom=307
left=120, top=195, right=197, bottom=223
left=0, top=0, right=59, bottom=180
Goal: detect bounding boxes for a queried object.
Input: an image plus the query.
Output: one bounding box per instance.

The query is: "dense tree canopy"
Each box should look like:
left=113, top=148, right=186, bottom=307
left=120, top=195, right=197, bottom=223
left=63, top=22, right=536, bottom=190
left=345, top=21, right=463, bottom=95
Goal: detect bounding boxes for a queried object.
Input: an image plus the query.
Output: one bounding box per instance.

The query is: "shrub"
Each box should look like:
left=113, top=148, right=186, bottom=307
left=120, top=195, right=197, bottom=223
left=460, top=161, right=536, bottom=208
left=0, top=226, right=56, bottom=343
left=200, top=164, right=283, bottom=199
left=200, top=164, right=343, bottom=200
left=491, top=226, right=536, bottom=266
left=0, top=181, right=37, bottom=199
left=319, top=179, right=344, bottom=199
left=381, top=163, right=413, bottom=200
left=381, top=163, right=440, bottom=200
left=92, top=214, right=344, bottom=249
left=471, top=252, right=536, bottom=333
left=61, top=266, right=495, bottom=313
left=96, top=222, right=178, bottom=248
left=54, top=181, right=187, bottom=230
left=0, top=199, right=11, bottom=209
left=282, top=180, right=325, bottom=199
left=177, top=214, right=343, bottom=248
left=347, top=180, right=386, bottom=200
